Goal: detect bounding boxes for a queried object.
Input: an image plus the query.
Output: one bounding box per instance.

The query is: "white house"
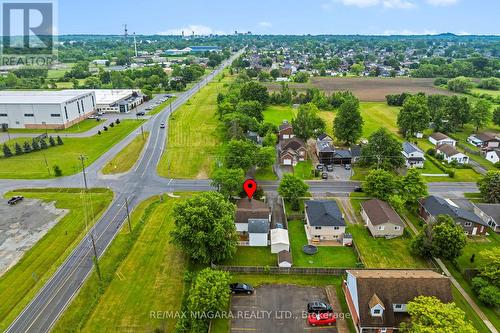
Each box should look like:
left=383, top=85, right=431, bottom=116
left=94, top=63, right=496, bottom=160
left=428, top=132, right=456, bottom=147
left=485, top=150, right=500, bottom=164
left=437, top=144, right=469, bottom=164
left=248, top=219, right=269, bottom=246
left=402, top=142, right=425, bottom=168
left=270, top=228, right=290, bottom=253
left=304, top=200, right=346, bottom=242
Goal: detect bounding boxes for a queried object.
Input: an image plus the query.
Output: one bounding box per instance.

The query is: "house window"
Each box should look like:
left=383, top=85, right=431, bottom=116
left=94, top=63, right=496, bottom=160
left=378, top=226, right=385, bottom=231
left=0, top=113, right=7, bottom=117
left=395, top=226, right=401, bottom=231
left=373, top=309, right=381, bottom=315
left=464, top=222, right=472, bottom=227
left=24, top=113, right=34, bottom=117
left=315, top=226, right=322, bottom=230
left=334, top=226, right=340, bottom=230
left=77, top=101, right=81, bottom=114
left=64, top=106, right=68, bottom=120
left=394, top=304, right=403, bottom=309
left=51, top=114, right=61, bottom=117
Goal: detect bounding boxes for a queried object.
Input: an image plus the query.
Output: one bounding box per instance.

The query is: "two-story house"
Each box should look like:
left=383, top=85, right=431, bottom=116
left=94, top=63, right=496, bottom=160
left=279, top=137, right=307, bottom=166
left=304, top=200, right=346, bottom=242
left=278, top=120, right=295, bottom=140
left=402, top=142, right=425, bottom=168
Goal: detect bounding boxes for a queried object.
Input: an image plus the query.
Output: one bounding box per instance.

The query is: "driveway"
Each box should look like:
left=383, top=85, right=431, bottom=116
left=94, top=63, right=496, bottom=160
left=230, top=285, right=337, bottom=333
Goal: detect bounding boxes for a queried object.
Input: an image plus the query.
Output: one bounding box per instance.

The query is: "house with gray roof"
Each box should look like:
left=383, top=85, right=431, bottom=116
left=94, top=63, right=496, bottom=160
left=437, top=144, right=469, bottom=165
left=419, top=196, right=488, bottom=235
left=361, top=199, right=405, bottom=238
left=304, top=200, right=346, bottom=243
left=248, top=219, right=270, bottom=246
left=402, top=142, right=425, bottom=168
left=473, top=203, right=500, bottom=232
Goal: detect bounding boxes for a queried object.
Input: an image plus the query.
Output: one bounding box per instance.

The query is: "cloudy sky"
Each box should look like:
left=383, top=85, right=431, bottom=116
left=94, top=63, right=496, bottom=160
left=58, top=0, right=499, bottom=35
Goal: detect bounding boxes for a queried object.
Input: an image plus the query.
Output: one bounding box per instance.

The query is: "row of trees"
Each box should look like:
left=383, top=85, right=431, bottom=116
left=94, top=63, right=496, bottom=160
left=2, top=136, right=63, bottom=158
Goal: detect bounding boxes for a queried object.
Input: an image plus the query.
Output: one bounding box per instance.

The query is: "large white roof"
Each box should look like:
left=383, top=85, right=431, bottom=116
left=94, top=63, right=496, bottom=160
left=0, top=90, right=92, bottom=104
left=270, top=228, right=290, bottom=245
left=72, top=89, right=138, bottom=105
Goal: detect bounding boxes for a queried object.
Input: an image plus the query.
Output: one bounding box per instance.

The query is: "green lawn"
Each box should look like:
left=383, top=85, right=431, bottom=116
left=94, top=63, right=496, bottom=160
left=294, top=160, right=314, bottom=180
left=254, top=166, right=278, bottom=180
left=451, top=285, right=492, bottom=333
left=0, top=119, right=143, bottom=179
left=158, top=74, right=231, bottom=179
left=288, top=220, right=358, bottom=268
left=471, top=88, right=500, bottom=98
left=263, top=105, right=297, bottom=126
left=0, top=188, right=113, bottom=332
left=53, top=194, right=188, bottom=333
left=457, top=232, right=500, bottom=271
left=359, top=102, right=400, bottom=139
left=221, top=247, right=277, bottom=266
left=7, top=119, right=105, bottom=134
left=102, top=132, right=149, bottom=174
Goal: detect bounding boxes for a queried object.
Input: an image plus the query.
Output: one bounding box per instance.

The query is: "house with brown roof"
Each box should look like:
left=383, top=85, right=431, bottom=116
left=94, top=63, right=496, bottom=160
left=343, top=270, right=452, bottom=333
left=361, top=199, right=405, bottom=238
left=428, top=132, right=456, bottom=147
left=279, top=137, right=307, bottom=166
left=278, top=120, right=295, bottom=140
left=436, top=144, right=469, bottom=164
left=467, top=132, right=499, bottom=149
left=235, top=199, right=271, bottom=233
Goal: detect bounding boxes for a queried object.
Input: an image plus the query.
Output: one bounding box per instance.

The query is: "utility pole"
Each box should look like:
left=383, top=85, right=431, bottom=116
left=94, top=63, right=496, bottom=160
left=125, top=197, right=132, bottom=233
left=42, top=151, right=50, bottom=176
left=91, top=234, right=101, bottom=280
left=79, top=154, right=88, bottom=190
left=141, top=125, right=145, bottom=140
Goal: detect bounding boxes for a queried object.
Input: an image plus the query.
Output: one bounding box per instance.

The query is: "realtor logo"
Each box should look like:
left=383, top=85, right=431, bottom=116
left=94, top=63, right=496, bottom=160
left=1, top=1, right=56, bottom=55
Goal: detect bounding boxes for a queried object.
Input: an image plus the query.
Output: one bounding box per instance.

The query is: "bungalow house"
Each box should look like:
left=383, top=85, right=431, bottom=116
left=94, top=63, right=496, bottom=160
left=278, top=250, right=292, bottom=268
left=467, top=132, right=500, bottom=149
left=485, top=149, right=500, bottom=164
left=428, top=132, right=456, bottom=147
left=436, top=144, right=469, bottom=164
left=361, top=199, right=405, bottom=238
left=473, top=203, right=500, bottom=232
left=248, top=219, right=270, bottom=246
left=343, top=270, right=452, bottom=333
left=304, top=200, right=346, bottom=242
left=235, top=199, right=271, bottom=233
left=279, top=137, right=307, bottom=166
left=402, top=142, right=425, bottom=169
left=419, top=196, right=488, bottom=235
left=278, top=120, right=294, bottom=140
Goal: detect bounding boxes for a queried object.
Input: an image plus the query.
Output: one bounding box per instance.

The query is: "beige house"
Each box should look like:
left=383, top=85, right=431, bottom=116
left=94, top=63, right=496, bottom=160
left=304, top=200, right=346, bottom=242
left=361, top=199, right=405, bottom=238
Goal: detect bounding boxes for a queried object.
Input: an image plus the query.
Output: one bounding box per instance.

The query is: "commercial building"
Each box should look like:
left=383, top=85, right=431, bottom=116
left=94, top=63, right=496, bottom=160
left=0, top=90, right=96, bottom=129
left=77, top=89, right=144, bottom=113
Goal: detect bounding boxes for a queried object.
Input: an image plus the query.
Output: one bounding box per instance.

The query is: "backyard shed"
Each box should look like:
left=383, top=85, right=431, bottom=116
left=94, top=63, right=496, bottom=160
left=270, top=228, right=290, bottom=253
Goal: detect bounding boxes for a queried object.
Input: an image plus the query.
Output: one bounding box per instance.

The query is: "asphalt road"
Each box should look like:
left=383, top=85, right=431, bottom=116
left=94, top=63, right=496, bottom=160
left=2, top=48, right=480, bottom=333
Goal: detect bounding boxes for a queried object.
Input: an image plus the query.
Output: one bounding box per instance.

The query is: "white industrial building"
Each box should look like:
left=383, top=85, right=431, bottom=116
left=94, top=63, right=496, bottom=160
left=0, top=90, right=96, bottom=129
left=77, top=89, right=144, bottom=113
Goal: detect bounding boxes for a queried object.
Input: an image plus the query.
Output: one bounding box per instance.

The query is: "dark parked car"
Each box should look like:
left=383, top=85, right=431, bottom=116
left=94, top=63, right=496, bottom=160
left=136, top=111, right=145, bottom=116
left=321, top=172, right=328, bottom=180
left=354, top=186, right=363, bottom=193
left=8, top=196, right=24, bottom=205
left=307, top=301, right=333, bottom=314
left=316, top=164, right=325, bottom=171
left=230, top=283, right=254, bottom=295
left=344, top=164, right=351, bottom=170
left=326, top=165, right=334, bottom=172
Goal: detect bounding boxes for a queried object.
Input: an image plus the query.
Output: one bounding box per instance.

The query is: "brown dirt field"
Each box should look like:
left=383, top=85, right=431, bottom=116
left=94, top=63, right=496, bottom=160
left=266, top=77, right=456, bottom=102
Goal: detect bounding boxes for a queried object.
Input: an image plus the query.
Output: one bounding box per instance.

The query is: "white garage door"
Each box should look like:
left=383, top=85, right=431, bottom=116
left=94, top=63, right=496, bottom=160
left=283, top=159, right=292, bottom=165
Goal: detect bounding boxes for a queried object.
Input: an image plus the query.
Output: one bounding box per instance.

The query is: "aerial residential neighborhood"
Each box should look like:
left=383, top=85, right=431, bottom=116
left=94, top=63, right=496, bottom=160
left=0, top=1, right=499, bottom=333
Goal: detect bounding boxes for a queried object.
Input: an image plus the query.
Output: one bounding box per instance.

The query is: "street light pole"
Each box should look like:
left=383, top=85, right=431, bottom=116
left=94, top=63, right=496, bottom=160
left=125, top=197, right=132, bottom=233
left=79, top=154, right=88, bottom=190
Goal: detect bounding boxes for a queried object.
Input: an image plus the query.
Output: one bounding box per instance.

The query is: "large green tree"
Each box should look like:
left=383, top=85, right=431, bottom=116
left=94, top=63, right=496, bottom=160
left=360, top=128, right=405, bottom=170
left=278, top=174, right=309, bottom=210
left=292, top=103, right=326, bottom=140
left=240, top=81, right=269, bottom=105
left=401, top=296, right=476, bottom=333
left=478, top=170, right=500, bottom=203
left=333, top=96, right=364, bottom=144
left=470, top=99, right=491, bottom=131
left=225, top=140, right=258, bottom=170
left=170, top=192, right=238, bottom=264
left=400, top=169, right=428, bottom=207
left=493, top=106, right=500, bottom=126
left=363, top=169, right=398, bottom=201
left=397, top=95, right=430, bottom=138
left=236, top=100, right=264, bottom=122
left=211, top=168, right=246, bottom=198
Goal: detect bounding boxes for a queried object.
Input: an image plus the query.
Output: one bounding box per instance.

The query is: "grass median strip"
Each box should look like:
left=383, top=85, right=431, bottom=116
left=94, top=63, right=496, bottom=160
left=0, top=188, right=113, bottom=332
left=6, top=119, right=105, bottom=134
left=0, top=119, right=143, bottom=179
left=102, top=132, right=149, bottom=174
left=53, top=194, right=188, bottom=333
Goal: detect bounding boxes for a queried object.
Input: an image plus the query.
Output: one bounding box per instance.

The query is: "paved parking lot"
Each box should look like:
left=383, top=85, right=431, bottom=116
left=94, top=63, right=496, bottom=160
left=230, top=285, right=337, bottom=333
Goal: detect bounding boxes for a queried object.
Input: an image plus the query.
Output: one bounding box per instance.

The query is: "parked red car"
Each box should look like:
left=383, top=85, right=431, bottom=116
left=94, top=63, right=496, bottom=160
left=307, top=312, right=336, bottom=326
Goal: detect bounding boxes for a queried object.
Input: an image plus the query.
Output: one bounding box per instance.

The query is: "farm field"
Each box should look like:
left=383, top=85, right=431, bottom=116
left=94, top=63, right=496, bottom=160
left=0, top=119, right=143, bottom=179
left=157, top=74, right=231, bottom=179
left=266, top=77, right=455, bottom=101
left=53, top=194, right=187, bottom=333
left=102, top=132, right=149, bottom=174
left=0, top=188, right=113, bottom=332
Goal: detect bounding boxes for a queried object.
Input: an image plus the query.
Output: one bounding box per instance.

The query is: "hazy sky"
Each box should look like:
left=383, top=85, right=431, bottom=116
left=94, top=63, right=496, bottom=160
left=58, top=0, right=499, bottom=35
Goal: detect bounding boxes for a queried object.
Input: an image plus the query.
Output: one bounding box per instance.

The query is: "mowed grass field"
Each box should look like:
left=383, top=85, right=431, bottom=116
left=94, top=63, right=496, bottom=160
left=0, top=188, right=113, bottom=332
left=0, top=119, right=143, bottom=179
left=53, top=194, right=187, bottom=333
left=7, top=119, right=104, bottom=134
left=158, top=75, right=231, bottom=179
left=102, top=132, right=149, bottom=174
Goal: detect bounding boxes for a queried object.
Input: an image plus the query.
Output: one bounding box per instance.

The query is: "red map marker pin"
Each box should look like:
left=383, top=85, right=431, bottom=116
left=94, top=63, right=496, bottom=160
left=243, top=179, right=257, bottom=199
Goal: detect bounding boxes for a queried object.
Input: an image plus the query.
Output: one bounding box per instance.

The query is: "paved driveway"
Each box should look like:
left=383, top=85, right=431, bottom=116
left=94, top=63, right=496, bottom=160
left=230, top=285, right=337, bottom=333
